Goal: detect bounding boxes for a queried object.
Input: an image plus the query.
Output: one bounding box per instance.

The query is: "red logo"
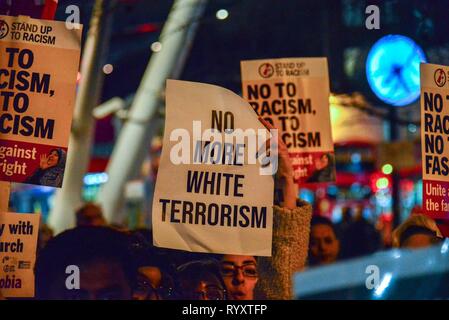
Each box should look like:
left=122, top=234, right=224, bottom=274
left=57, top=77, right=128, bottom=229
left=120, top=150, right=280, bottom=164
left=434, top=68, right=447, bottom=87
left=258, top=63, right=274, bottom=78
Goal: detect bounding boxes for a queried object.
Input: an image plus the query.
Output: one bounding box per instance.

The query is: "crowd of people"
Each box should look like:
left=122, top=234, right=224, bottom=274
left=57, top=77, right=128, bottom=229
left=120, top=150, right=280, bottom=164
left=29, top=120, right=446, bottom=300
left=32, top=201, right=444, bottom=300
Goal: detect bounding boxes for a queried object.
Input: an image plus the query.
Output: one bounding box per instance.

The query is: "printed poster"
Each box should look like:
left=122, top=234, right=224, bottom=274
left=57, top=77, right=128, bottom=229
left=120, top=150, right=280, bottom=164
left=0, top=211, right=39, bottom=298
left=153, top=80, right=274, bottom=256
left=241, top=58, right=336, bottom=185
left=421, top=63, right=449, bottom=219
left=0, top=15, right=82, bottom=187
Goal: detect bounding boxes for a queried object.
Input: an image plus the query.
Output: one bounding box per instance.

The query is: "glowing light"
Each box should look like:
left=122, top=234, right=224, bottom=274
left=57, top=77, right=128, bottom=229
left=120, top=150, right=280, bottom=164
left=392, top=249, right=401, bottom=259
left=408, top=124, right=417, bottom=133
left=382, top=164, right=393, bottom=175
left=351, top=153, right=361, bottom=163
left=216, top=9, right=229, bottom=20
left=366, top=35, right=426, bottom=107
left=102, top=64, right=114, bottom=75
left=151, top=42, right=162, bottom=52
left=441, top=239, right=449, bottom=254
left=374, top=273, right=392, bottom=298
left=376, top=177, right=389, bottom=189
left=84, top=173, right=108, bottom=186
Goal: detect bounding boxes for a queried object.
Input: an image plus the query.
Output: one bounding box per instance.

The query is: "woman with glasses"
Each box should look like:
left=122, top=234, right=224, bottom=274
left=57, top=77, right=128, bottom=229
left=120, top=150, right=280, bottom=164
left=174, top=259, right=227, bottom=300
left=133, top=267, right=174, bottom=300
left=219, top=119, right=312, bottom=300
left=130, top=230, right=175, bottom=300
left=220, top=255, right=259, bottom=300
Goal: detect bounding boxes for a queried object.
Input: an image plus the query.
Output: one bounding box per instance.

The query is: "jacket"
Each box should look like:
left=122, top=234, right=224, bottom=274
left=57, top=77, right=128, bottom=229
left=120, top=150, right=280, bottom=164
left=255, top=199, right=312, bottom=299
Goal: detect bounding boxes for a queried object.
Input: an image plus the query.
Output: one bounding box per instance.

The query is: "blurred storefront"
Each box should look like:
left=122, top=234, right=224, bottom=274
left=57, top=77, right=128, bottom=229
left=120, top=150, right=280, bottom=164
left=301, top=94, right=423, bottom=247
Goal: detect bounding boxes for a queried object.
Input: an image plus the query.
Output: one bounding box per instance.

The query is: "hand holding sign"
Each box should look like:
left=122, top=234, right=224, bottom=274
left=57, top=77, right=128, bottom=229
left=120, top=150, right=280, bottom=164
left=258, top=117, right=294, bottom=181
left=259, top=117, right=297, bottom=210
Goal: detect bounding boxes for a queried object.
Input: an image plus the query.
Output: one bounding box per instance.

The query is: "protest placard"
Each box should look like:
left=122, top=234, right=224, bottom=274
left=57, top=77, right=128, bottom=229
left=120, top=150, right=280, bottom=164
left=0, top=211, right=39, bottom=297
left=0, top=182, right=9, bottom=212
left=421, top=63, right=449, bottom=218
left=152, top=80, right=274, bottom=256
left=241, top=58, right=336, bottom=185
left=0, top=15, right=82, bottom=187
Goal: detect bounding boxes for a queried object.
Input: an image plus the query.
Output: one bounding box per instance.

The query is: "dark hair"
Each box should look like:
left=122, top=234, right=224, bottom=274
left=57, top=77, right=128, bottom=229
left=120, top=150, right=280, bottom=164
left=400, top=226, right=442, bottom=246
left=129, top=230, right=175, bottom=274
left=35, top=226, right=136, bottom=299
left=174, top=259, right=227, bottom=299
left=75, top=203, right=104, bottom=224
left=49, top=149, right=60, bottom=157
left=321, top=153, right=333, bottom=166
left=217, top=254, right=259, bottom=264
left=49, top=148, right=65, bottom=167
left=311, top=215, right=338, bottom=237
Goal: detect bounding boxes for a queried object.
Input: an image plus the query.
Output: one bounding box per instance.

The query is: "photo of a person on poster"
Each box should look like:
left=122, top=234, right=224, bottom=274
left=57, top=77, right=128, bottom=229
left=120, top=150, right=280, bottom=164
left=25, top=149, right=66, bottom=187
left=306, top=153, right=335, bottom=183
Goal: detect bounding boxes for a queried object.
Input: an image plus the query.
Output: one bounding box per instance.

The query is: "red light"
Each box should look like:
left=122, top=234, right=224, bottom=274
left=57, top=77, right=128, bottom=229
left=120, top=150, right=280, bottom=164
left=135, top=23, right=159, bottom=34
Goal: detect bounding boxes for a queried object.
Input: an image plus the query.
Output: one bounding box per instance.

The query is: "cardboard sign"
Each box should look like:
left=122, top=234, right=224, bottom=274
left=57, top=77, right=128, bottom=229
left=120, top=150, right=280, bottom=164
left=0, top=15, right=82, bottom=187
left=241, top=58, right=336, bottom=185
left=152, top=80, right=274, bottom=256
left=0, top=182, right=9, bottom=212
left=421, top=63, right=449, bottom=219
left=0, top=211, right=39, bottom=298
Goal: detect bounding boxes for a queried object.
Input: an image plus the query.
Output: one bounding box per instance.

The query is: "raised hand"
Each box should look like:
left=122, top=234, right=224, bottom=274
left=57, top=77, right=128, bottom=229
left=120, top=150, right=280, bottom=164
left=40, top=154, right=49, bottom=170
left=258, top=117, right=297, bottom=210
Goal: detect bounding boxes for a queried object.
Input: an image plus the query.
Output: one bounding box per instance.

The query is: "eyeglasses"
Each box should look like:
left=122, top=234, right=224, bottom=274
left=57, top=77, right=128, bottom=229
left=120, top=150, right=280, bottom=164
left=134, top=279, right=174, bottom=300
left=187, top=286, right=227, bottom=300
left=221, top=263, right=258, bottom=278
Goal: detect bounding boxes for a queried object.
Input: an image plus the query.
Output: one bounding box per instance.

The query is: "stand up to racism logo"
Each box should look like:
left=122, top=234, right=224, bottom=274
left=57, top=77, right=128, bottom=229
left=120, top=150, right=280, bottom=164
left=434, top=68, right=447, bottom=87
left=0, top=20, right=9, bottom=39
left=258, top=63, right=274, bottom=78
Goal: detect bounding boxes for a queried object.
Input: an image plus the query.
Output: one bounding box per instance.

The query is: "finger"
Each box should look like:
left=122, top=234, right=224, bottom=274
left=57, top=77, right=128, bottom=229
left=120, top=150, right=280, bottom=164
left=258, top=117, right=275, bottom=130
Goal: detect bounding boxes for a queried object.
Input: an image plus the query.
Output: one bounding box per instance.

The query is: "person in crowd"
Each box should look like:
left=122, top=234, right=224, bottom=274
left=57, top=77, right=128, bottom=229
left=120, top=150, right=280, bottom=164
left=35, top=226, right=136, bottom=300
left=336, top=206, right=353, bottom=258
left=308, top=215, right=341, bottom=266
left=130, top=229, right=175, bottom=300
left=392, top=214, right=443, bottom=248
left=306, top=153, right=335, bottom=183
left=220, top=255, right=259, bottom=300
left=25, top=149, right=66, bottom=187
left=174, top=259, right=227, bottom=300
left=218, top=118, right=312, bottom=300
left=37, top=223, right=54, bottom=254
left=133, top=264, right=174, bottom=300
left=337, top=206, right=353, bottom=233
left=342, top=204, right=381, bottom=258
left=75, top=203, right=106, bottom=227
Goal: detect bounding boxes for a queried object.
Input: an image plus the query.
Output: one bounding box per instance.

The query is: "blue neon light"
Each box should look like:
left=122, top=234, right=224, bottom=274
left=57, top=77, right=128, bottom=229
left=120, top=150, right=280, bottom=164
left=366, top=35, right=426, bottom=107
